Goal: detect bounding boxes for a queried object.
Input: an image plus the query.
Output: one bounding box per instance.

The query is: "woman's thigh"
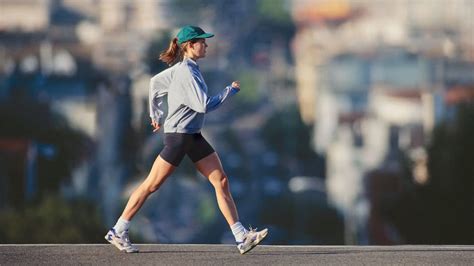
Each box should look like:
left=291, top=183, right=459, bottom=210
left=143, top=155, right=176, bottom=189
left=194, top=152, right=225, bottom=179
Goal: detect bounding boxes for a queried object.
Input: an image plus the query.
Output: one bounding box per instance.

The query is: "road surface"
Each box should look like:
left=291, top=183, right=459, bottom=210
left=1, top=244, right=473, bottom=265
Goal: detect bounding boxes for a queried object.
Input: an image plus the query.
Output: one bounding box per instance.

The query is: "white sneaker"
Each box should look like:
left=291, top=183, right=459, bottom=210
left=237, top=227, right=268, bottom=255
left=105, top=228, right=139, bottom=253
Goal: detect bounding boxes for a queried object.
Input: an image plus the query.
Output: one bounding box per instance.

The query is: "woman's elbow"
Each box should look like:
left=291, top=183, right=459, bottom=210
left=194, top=105, right=207, bottom=113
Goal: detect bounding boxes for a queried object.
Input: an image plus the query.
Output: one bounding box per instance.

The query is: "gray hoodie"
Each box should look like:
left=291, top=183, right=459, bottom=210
left=149, top=57, right=239, bottom=133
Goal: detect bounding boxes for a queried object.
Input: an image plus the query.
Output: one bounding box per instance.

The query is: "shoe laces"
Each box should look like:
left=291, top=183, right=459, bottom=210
left=248, top=226, right=257, bottom=233
left=119, top=230, right=132, bottom=245
left=240, top=226, right=259, bottom=243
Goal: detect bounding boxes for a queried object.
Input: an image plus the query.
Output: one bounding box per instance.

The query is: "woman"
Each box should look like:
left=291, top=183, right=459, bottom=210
left=105, top=25, right=268, bottom=254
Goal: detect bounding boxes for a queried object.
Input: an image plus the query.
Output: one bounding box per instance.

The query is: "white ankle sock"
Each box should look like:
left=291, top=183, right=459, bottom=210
left=231, top=222, right=247, bottom=243
left=113, top=217, right=130, bottom=234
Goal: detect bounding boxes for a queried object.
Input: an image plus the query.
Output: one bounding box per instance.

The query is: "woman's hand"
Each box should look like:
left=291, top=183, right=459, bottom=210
left=151, top=119, right=161, bottom=132
left=231, top=81, right=240, bottom=90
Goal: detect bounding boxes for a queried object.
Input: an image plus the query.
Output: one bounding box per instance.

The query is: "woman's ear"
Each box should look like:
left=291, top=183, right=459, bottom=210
left=183, top=42, right=194, bottom=53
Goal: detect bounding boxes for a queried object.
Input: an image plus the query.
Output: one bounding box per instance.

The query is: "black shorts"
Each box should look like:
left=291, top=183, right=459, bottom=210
left=160, top=133, right=215, bottom=167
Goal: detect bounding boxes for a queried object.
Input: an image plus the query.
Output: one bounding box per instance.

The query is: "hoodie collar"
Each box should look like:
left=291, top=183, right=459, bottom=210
left=184, top=57, right=198, bottom=66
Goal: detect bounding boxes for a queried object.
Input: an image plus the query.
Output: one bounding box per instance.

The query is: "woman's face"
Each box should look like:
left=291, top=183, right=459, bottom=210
left=187, top=39, right=208, bottom=60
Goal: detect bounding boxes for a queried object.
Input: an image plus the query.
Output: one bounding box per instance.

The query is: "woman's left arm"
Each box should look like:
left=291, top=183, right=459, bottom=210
left=205, top=83, right=240, bottom=113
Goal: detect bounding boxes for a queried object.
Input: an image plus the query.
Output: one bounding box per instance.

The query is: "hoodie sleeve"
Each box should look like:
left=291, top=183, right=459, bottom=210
left=179, top=64, right=239, bottom=113
left=149, top=67, right=173, bottom=124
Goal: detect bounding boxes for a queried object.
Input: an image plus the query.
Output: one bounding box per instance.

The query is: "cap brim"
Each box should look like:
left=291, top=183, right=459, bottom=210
left=196, top=33, right=214, bottom=39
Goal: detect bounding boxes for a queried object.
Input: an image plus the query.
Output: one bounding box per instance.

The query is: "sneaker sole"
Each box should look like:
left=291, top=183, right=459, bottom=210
left=240, top=229, right=268, bottom=255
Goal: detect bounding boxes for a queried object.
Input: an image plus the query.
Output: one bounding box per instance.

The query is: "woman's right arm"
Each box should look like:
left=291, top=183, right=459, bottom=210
left=149, top=67, right=173, bottom=126
left=179, top=66, right=239, bottom=113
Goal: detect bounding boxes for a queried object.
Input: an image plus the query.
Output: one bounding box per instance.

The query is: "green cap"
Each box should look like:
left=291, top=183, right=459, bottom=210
left=176, top=25, right=214, bottom=44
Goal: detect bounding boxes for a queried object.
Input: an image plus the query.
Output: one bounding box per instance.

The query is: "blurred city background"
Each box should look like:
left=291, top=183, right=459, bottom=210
left=0, top=0, right=473, bottom=245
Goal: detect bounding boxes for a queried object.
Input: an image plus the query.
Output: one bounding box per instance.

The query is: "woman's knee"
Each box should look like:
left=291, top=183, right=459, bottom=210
left=143, top=156, right=174, bottom=194
left=210, top=172, right=229, bottom=190
left=146, top=183, right=161, bottom=194
left=142, top=177, right=162, bottom=194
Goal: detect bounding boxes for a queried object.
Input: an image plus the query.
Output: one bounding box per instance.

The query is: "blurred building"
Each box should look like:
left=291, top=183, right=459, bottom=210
left=291, top=0, right=474, bottom=244
left=292, top=0, right=474, bottom=125
left=0, top=0, right=51, bottom=32
left=89, top=0, right=172, bottom=76
left=98, top=0, right=171, bottom=33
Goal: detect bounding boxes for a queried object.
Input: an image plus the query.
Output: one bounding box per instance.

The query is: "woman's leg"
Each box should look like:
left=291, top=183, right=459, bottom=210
left=194, top=152, right=239, bottom=226
left=120, top=155, right=176, bottom=221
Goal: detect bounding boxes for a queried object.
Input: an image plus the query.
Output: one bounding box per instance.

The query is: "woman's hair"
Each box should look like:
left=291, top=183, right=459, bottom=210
left=159, top=38, right=197, bottom=66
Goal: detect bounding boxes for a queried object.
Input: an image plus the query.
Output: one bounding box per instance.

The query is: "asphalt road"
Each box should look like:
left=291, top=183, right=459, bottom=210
left=1, top=244, right=473, bottom=265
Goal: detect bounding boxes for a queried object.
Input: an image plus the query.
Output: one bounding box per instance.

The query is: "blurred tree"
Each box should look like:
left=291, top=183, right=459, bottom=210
left=169, top=0, right=216, bottom=20
left=234, top=70, right=261, bottom=108
left=258, top=106, right=341, bottom=244
left=424, top=103, right=474, bottom=243
left=144, top=31, right=173, bottom=75
left=385, top=103, right=474, bottom=244
left=260, top=105, right=325, bottom=178
left=243, top=0, right=295, bottom=64
left=0, top=96, right=91, bottom=205
left=257, top=0, right=292, bottom=24
left=262, top=105, right=309, bottom=156
left=0, top=196, right=105, bottom=243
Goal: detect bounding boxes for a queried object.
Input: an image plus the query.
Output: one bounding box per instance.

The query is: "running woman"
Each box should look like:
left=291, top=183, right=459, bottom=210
left=105, top=25, right=268, bottom=254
